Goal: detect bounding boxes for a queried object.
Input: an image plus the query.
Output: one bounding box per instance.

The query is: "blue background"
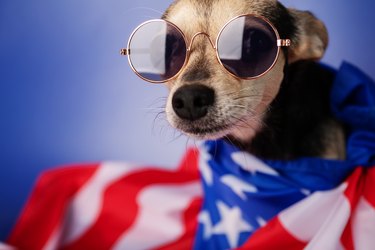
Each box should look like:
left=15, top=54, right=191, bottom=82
left=0, top=0, right=374, bottom=240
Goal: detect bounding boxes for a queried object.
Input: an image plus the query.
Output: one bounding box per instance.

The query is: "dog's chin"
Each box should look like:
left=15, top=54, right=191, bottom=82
left=172, top=118, right=261, bottom=142
left=181, top=126, right=233, bottom=141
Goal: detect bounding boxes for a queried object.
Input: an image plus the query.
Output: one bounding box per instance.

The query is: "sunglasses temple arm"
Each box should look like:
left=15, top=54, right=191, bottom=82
left=120, top=48, right=129, bottom=56
left=277, top=39, right=291, bottom=47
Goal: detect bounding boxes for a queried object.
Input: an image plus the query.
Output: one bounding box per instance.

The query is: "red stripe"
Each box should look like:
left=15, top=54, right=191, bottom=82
left=343, top=167, right=364, bottom=207
left=363, top=167, right=375, bottom=207
left=155, top=198, right=202, bottom=250
left=8, top=164, right=99, bottom=250
left=238, top=217, right=306, bottom=250
left=63, top=148, right=200, bottom=250
left=341, top=219, right=354, bottom=250
left=340, top=167, right=365, bottom=250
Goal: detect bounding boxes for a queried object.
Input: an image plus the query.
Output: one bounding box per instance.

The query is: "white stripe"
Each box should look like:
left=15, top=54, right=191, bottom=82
left=303, top=197, right=349, bottom=250
left=279, top=183, right=350, bottom=250
left=61, top=162, right=145, bottom=245
left=0, top=243, right=16, bottom=250
left=43, top=226, right=62, bottom=250
left=112, top=181, right=202, bottom=250
left=352, top=198, right=375, bottom=250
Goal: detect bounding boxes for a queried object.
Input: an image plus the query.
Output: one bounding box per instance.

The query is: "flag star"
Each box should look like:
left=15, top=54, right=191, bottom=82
left=199, top=145, right=213, bottom=186
left=198, top=210, right=213, bottom=240
left=300, top=188, right=311, bottom=196
left=231, top=152, right=278, bottom=176
left=212, top=201, right=253, bottom=248
left=256, top=216, right=267, bottom=228
left=221, top=175, right=257, bottom=200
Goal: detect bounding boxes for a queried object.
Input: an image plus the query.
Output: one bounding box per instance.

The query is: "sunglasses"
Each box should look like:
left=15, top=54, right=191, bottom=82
left=121, top=14, right=291, bottom=83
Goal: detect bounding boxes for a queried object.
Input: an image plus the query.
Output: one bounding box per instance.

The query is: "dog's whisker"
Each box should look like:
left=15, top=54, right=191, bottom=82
left=143, top=108, right=165, bottom=116
left=168, top=131, right=185, bottom=144
left=213, top=140, right=218, bottom=160
left=219, top=84, right=270, bottom=96
left=224, top=135, right=239, bottom=148
left=151, top=111, right=168, bottom=137
left=230, top=112, right=265, bottom=129
left=230, top=116, right=257, bottom=130
left=126, top=6, right=164, bottom=16
left=191, top=138, right=199, bottom=154
left=147, top=97, right=167, bottom=108
left=142, top=107, right=164, bottom=111
left=225, top=104, right=248, bottom=109
left=185, top=136, right=191, bottom=152
left=231, top=94, right=272, bottom=100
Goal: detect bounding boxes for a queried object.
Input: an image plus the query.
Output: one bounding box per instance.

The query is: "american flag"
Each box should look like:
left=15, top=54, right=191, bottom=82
left=7, top=149, right=202, bottom=250
left=6, top=62, right=375, bottom=249
left=6, top=141, right=375, bottom=250
left=195, top=140, right=375, bottom=250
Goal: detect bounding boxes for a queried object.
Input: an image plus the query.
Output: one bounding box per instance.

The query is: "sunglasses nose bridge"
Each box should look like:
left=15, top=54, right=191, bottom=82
left=187, top=32, right=216, bottom=51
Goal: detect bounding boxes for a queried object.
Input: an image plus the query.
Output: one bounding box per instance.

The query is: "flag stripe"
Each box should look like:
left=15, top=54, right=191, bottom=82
left=62, top=149, right=200, bottom=250
left=8, top=165, right=99, bottom=250
left=352, top=197, right=375, bottom=250
left=340, top=218, right=354, bottom=250
left=155, top=198, right=202, bottom=250
left=62, top=169, right=198, bottom=249
left=302, top=196, right=349, bottom=250
left=278, top=182, right=348, bottom=242
left=363, top=168, right=375, bottom=207
left=340, top=168, right=363, bottom=250
left=112, top=182, right=201, bottom=250
left=239, top=168, right=374, bottom=250
left=61, top=162, right=142, bottom=245
left=237, top=217, right=306, bottom=250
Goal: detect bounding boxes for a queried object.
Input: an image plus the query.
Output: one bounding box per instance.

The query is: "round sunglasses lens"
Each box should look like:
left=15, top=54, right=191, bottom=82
left=217, top=16, right=279, bottom=78
left=128, top=20, right=187, bottom=82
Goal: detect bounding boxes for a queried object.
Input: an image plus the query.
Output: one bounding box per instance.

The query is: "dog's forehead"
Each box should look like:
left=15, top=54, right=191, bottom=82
left=163, top=0, right=278, bottom=37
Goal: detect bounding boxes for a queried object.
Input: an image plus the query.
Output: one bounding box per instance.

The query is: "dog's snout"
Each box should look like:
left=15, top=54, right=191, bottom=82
left=172, top=84, right=215, bottom=121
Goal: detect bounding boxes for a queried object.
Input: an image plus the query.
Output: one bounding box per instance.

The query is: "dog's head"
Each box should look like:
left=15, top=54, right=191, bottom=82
left=159, top=0, right=329, bottom=142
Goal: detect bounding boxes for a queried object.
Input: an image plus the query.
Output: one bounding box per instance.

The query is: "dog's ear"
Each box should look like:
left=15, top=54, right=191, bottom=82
left=288, top=9, right=329, bottom=63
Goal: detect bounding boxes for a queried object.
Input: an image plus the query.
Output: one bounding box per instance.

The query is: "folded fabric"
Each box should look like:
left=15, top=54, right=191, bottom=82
left=8, top=150, right=202, bottom=250
left=0, top=242, right=15, bottom=249
left=8, top=62, right=375, bottom=250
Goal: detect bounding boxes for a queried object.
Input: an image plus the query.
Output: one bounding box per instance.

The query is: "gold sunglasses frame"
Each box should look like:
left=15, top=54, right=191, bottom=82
left=121, top=14, right=291, bottom=83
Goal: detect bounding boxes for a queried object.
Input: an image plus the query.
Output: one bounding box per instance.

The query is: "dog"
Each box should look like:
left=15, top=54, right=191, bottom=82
left=154, top=0, right=346, bottom=161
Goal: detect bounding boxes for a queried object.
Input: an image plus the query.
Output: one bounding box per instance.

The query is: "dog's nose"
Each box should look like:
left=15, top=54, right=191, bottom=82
left=172, top=84, right=215, bottom=121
